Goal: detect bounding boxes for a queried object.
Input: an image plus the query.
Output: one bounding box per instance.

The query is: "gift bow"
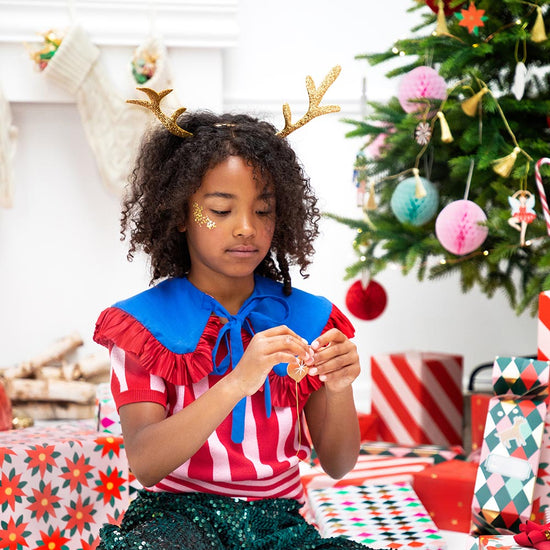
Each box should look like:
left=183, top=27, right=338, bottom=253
left=208, top=294, right=292, bottom=444
left=514, top=521, right=550, bottom=550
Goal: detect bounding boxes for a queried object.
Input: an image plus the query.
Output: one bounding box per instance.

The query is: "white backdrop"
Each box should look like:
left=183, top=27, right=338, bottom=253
left=0, top=0, right=537, bottom=412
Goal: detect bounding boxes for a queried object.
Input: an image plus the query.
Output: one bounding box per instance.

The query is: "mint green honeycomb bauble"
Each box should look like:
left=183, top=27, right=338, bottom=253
left=390, top=176, right=439, bottom=226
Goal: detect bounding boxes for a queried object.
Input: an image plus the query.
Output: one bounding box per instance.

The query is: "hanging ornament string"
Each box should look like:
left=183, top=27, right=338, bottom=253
left=463, top=158, right=475, bottom=200
left=462, top=78, right=534, bottom=177
left=535, top=158, right=550, bottom=236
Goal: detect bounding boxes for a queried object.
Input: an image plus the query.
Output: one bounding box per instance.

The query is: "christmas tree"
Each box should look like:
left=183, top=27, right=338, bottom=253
left=331, top=0, right=550, bottom=315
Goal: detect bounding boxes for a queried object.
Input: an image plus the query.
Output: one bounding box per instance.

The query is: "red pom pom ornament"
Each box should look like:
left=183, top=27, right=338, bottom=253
left=345, top=279, right=387, bottom=321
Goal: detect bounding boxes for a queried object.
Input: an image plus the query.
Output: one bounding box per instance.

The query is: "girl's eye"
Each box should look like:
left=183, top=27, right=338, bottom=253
left=210, top=210, right=230, bottom=216
left=256, top=210, right=273, bottom=216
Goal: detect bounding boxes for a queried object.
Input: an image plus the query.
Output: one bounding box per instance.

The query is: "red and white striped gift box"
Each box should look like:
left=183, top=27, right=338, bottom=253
left=539, top=291, right=550, bottom=361
left=300, top=454, right=435, bottom=492
left=371, top=351, right=463, bottom=446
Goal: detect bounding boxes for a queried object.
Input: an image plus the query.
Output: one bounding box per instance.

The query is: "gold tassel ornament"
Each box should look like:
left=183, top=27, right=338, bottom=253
left=436, top=111, right=454, bottom=143
left=364, top=179, right=377, bottom=211
left=413, top=168, right=427, bottom=198
left=461, top=87, right=489, bottom=117
left=492, top=146, right=521, bottom=178
left=435, top=0, right=449, bottom=35
left=531, top=6, right=547, bottom=43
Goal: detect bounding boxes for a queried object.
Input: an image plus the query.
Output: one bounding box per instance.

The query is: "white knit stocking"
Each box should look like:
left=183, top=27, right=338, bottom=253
left=43, top=25, right=177, bottom=196
left=0, top=85, right=17, bottom=208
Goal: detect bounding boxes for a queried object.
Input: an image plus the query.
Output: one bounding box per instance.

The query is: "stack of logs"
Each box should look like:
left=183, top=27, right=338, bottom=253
left=1, top=332, right=110, bottom=422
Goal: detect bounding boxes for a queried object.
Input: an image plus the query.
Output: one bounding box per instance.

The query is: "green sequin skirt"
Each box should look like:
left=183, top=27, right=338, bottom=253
left=98, top=490, right=371, bottom=550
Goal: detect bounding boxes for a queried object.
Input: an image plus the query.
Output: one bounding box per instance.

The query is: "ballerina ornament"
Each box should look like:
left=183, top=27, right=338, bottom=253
left=508, top=189, right=536, bottom=246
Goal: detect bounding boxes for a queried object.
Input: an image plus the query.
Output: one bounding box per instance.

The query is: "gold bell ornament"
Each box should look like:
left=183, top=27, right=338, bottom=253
left=531, top=6, right=547, bottom=43
left=461, top=87, right=489, bottom=117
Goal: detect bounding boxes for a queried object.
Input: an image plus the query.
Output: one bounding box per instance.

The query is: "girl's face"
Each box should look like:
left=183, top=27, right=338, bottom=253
left=183, top=156, right=276, bottom=290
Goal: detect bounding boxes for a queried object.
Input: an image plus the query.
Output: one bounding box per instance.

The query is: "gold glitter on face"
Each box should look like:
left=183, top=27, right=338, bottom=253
left=192, top=202, right=216, bottom=229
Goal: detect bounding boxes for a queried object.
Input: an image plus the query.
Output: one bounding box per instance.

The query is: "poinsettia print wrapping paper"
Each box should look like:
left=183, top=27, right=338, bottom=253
left=0, top=421, right=131, bottom=550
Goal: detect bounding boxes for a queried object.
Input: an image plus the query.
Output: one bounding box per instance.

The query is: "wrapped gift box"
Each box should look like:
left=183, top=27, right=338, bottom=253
left=0, top=421, right=131, bottom=549
left=470, top=394, right=492, bottom=454
left=95, top=382, right=121, bottom=435
left=472, top=356, right=550, bottom=534
left=531, top=410, right=550, bottom=522
left=371, top=351, right=463, bottom=446
left=412, top=459, right=478, bottom=532
left=359, top=440, right=465, bottom=463
left=301, top=454, right=435, bottom=493
left=478, top=535, right=530, bottom=550
left=539, top=291, right=550, bottom=361
left=307, top=481, right=446, bottom=549
left=357, top=412, right=378, bottom=442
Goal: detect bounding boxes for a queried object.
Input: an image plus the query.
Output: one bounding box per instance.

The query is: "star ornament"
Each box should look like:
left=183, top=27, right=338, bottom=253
left=457, top=2, right=488, bottom=35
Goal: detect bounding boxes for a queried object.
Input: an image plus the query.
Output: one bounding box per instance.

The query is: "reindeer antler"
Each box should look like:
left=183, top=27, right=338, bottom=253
left=127, top=88, right=193, bottom=138
left=276, top=65, right=341, bottom=138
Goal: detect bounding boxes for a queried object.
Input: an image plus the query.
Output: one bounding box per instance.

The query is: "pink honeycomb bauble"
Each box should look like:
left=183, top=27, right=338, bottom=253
left=435, top=199, right=489, bottom=255
left=398, top=66, right=447, bottom=115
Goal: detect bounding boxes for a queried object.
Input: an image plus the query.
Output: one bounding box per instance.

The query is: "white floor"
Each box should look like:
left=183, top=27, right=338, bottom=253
left=441, top=530, right=471, bottom=550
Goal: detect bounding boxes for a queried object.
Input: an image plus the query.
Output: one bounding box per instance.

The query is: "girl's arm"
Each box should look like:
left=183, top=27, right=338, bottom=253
left=304, top=328, right=361, bottom=479
left=119, top=325, right=310, bottom=488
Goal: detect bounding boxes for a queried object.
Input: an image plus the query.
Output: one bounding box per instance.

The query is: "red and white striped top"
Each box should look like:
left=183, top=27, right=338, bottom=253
left=108, top=307, right=353, bottom=502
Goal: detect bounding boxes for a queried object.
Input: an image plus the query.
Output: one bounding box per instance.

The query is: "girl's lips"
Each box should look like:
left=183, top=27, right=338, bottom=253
left=227, top=246, right=258, bottom=255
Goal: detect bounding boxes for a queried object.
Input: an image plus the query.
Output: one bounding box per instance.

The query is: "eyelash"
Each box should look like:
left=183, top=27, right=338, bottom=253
left=209, top=209, right=273, bottom=216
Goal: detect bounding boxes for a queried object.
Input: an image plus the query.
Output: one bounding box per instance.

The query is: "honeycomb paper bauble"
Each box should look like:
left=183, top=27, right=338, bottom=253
left=398, top=66, right=447, bottom=115
left=390, top=176, right=439, bottom=226
left=435, top=199, right=489, bottom=255
left=345, top=280, right=387, bottom=321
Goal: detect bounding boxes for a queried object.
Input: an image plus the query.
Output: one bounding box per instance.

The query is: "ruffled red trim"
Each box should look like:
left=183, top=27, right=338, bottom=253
left=94, top=307, right=216, bottom=386
left=94, top=303, right=354, bottom=407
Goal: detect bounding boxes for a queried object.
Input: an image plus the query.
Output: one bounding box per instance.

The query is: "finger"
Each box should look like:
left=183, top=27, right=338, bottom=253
left=314, top=341, right=354, bottom=366
left=252, top=331, right=310, bottom=359
left=262, top=325, right=308, bottom=344
left=311, top=328, right=346, bottom=350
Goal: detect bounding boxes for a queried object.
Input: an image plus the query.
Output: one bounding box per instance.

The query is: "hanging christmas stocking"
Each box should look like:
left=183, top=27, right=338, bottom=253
left=43, top=25, right=178, bottom=195
left=0, top=84, right=17, bottom=208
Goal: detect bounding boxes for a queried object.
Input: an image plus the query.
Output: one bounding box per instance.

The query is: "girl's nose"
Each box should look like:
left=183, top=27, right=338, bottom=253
left=233, top=214, right=256, bottom=238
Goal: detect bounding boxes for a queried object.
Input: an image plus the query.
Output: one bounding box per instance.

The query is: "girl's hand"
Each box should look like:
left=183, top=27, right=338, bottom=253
left=228, top=325, right=311, bottom=397
left=308, top=328, right=360, bottom=393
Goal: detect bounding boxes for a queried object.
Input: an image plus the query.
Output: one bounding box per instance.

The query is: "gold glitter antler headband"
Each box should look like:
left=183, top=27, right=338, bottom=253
left=276, top=65, right=341, bottom=138
left=127, top=66, right=341, bottom=139
left=127, top=87, right=193, bottom=138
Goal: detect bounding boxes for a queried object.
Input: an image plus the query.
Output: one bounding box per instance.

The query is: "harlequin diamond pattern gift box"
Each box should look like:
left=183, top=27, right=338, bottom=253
left=0, top=421, right=131, bottom=549
left=307, top=481, right=446, bottom=549
left=371, top=351, right=463, bottom=446
left=471, top=356, right=550, bottom=533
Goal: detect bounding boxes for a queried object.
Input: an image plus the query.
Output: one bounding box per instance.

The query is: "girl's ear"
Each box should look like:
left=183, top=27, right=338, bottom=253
left=178, top=222, right=186, bottom=232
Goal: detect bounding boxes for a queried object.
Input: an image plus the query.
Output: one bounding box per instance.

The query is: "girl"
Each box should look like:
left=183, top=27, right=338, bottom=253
left=93, top=83, right=366, bottom=549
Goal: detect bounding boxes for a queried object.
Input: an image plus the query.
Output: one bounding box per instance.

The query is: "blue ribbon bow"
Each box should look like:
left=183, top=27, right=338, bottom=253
left=206, top=294, right=291, bottom=443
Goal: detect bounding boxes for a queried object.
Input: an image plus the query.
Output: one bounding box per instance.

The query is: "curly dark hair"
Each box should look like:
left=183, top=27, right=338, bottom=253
left=121, top=111, right=321, bottom=295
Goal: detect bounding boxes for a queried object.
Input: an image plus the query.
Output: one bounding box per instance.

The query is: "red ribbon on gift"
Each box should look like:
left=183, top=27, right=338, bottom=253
left=515, top=521, right=550, bottom=550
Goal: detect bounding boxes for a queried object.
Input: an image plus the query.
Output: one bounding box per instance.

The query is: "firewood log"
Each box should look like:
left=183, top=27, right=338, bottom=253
left=75, top=353, right=110, bottom=380
left=22, top=331, right=83, bottom=369
left=38, top=363, right=82, bottom=381
left=0, top=363, right=36, bottom=380
left=5, top=378, right=96, bottom=404
left=12, top=402, right=95, bottom=420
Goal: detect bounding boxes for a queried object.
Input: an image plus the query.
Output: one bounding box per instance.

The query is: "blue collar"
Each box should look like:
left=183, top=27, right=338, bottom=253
left=113, top=275, right=332, bottom=443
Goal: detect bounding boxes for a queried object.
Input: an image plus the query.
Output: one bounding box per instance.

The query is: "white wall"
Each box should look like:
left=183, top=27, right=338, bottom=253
left=0, top=0, right=537, bottom=412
